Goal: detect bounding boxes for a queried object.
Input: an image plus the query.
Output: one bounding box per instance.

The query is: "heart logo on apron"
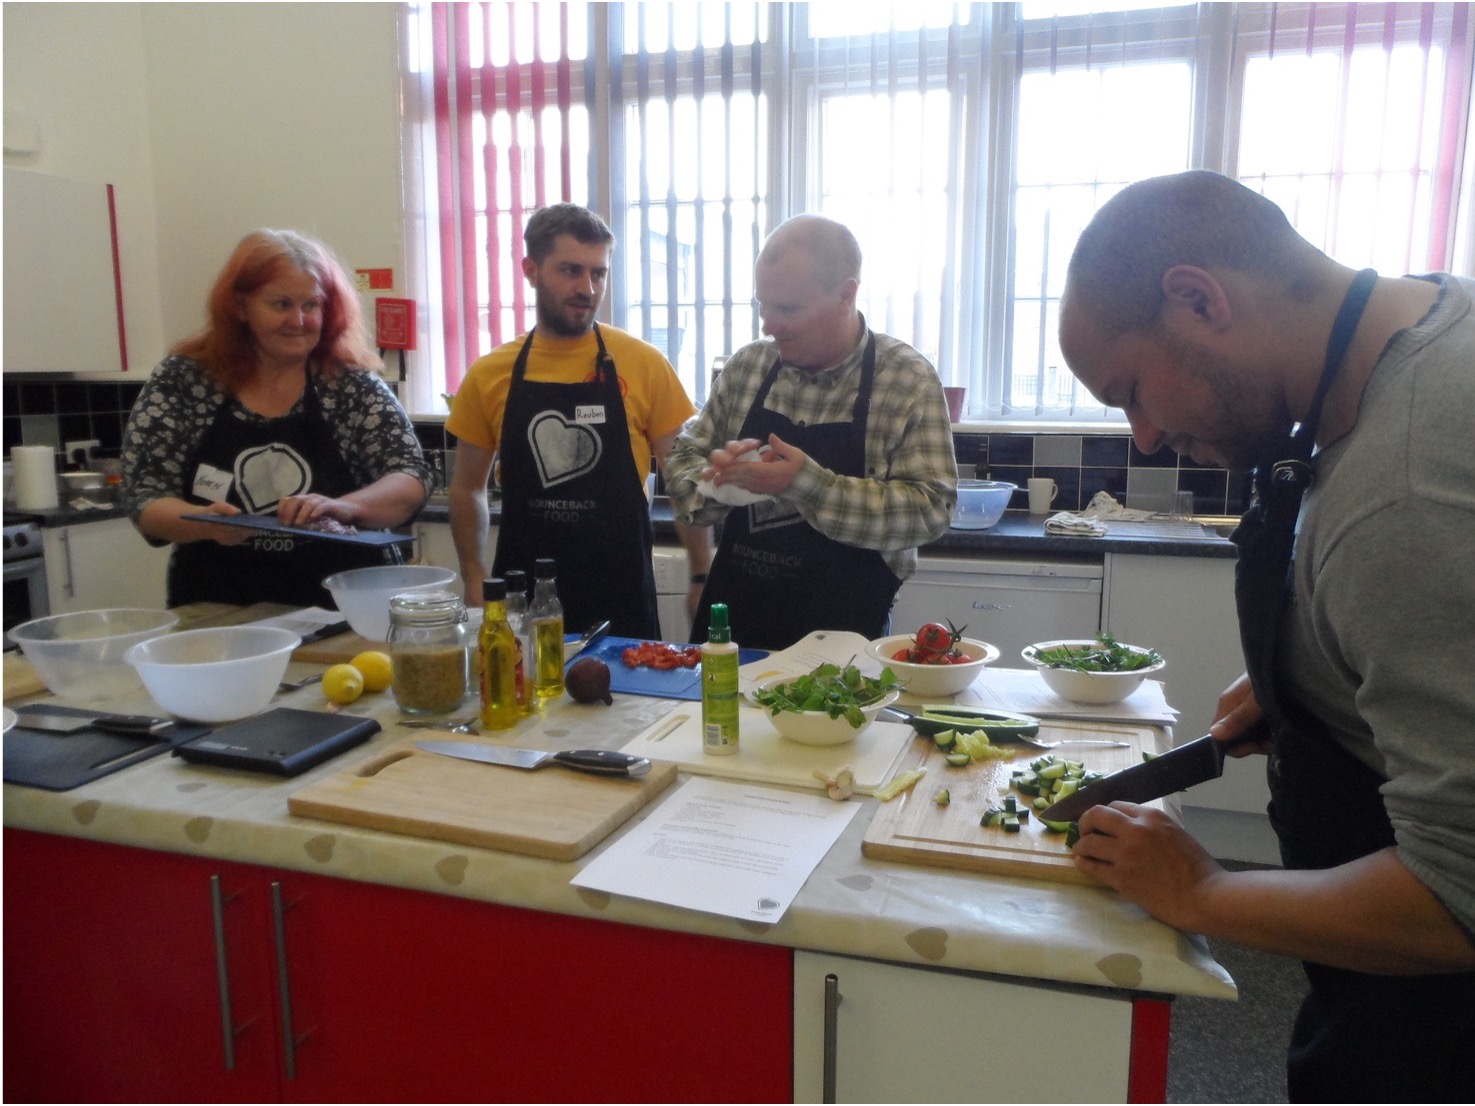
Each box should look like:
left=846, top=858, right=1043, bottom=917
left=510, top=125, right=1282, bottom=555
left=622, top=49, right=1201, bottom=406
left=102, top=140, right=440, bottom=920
left=233, top=442, right=310, bottom=513
left=527, top=410, right=604, bottom=488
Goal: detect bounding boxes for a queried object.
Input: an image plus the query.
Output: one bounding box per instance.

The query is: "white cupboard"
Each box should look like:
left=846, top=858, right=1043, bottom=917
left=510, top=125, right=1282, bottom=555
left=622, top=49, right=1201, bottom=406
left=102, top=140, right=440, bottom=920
left=45, top=518, right=170, bottom=613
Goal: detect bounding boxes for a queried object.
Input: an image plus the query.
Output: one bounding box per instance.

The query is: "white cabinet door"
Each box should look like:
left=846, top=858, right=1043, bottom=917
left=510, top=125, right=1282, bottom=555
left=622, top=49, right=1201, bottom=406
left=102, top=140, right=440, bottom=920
left=1102, top=553, right=1267, bottom=816
left=793, top=951, right=1132, bottom=1103
left=44, top=518, right=170, bottom=613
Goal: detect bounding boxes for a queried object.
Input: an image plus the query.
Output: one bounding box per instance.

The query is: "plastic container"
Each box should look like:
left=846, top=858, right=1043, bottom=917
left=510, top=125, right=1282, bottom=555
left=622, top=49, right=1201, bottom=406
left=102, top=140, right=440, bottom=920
left=700, top=603, right=740, bottom=755
left=11, top=608, right=179, bottom=701
left=950, top=480, right=1017, bottom=530
left=388, top=590, right=470, bottom=715
left=125, top=626, right=299, bottom=722
left=322, top=565, right=458, bottom=642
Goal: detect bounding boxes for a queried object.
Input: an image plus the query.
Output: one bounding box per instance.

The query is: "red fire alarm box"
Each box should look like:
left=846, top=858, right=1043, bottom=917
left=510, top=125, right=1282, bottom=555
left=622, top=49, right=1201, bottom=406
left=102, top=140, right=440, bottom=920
left=375, top=297, right=417, bottom=350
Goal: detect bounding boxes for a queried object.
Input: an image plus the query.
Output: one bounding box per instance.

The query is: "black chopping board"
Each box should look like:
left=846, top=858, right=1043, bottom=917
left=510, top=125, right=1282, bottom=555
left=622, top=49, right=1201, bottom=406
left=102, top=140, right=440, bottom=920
left=181, top=512, right=413, bottom=548
left=570, top=636, right=769, bottom=700
left=4, top=705, right=212, bottom=791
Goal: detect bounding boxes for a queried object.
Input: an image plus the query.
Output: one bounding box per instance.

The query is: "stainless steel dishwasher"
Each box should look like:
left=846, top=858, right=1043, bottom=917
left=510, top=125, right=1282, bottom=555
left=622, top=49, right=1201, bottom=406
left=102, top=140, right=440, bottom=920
left=891, top=555, right=1103, bottom=663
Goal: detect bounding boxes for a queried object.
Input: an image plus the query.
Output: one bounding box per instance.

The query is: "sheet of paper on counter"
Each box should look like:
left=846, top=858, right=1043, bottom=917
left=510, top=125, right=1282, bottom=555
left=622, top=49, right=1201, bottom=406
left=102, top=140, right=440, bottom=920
left=571, top=776, right=859, bottom=923
left=960, top=666, right=1178, bottom=726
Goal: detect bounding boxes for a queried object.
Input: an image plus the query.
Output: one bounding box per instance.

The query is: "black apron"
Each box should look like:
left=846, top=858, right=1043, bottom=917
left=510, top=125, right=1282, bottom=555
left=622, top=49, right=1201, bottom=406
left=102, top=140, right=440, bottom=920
left=169, top=366, right=391, bottom=608
left=690, top=333, right=901, bottom=652
left=1230, top=269, right=1475, bottom=1101
left=492, top=323, right=659, bottom=639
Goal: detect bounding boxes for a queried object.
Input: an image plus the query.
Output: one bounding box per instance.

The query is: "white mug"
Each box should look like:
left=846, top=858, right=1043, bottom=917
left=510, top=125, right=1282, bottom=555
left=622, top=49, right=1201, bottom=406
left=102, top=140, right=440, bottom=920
left=1027, top=477, right=1058, bottom=514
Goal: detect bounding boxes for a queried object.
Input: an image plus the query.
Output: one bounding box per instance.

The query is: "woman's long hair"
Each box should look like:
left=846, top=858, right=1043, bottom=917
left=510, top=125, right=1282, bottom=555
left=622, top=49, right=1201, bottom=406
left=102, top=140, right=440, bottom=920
left=173, top=229, right=382, bottom=392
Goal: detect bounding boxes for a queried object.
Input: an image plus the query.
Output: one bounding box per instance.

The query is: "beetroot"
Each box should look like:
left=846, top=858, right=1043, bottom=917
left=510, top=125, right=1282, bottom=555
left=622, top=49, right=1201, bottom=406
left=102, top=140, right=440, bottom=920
left=566, top=657, right=614, bottom=705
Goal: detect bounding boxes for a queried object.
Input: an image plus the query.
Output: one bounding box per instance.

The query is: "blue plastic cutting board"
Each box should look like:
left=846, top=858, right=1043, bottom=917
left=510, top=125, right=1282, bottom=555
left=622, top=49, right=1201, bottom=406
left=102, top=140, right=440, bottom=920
left=565, top=635, right=768, bottom=700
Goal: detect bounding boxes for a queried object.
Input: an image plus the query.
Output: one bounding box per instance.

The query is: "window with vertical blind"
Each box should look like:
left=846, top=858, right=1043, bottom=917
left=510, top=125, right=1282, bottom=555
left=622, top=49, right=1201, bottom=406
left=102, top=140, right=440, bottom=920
left=400, top=2, right=1473, bottom=420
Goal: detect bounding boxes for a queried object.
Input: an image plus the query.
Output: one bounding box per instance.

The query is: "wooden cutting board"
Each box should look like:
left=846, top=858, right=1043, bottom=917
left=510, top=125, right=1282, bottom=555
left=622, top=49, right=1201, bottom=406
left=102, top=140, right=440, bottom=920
left=862, top=720, right=1164, bottom=884
left=288, top=738, right=678, bottom=861
left=620, top=705, right=915, bottom=795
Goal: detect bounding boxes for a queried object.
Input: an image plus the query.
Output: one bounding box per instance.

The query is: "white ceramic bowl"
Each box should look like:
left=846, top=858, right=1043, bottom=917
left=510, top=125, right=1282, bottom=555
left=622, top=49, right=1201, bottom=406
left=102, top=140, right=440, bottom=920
left=9, top=608, right=179, bottom=701
left=1021, top=639, right=1166, bottom=705
left=865, top=634, right=1001, bottom=698
left=125, top=626, right=300, bottom=723
left=322, top=564, right=458, bottom=641
left=748, top=678, right=901, bottom=747
left=951, top=480, right=1016, bottom=530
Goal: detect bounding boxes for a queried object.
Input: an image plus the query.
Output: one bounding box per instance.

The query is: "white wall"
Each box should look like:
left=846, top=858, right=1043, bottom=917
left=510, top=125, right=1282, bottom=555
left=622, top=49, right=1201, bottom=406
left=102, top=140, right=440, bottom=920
left=3, top=3, right=165, bottom=372
left=3, top=2, right=405, bottom=375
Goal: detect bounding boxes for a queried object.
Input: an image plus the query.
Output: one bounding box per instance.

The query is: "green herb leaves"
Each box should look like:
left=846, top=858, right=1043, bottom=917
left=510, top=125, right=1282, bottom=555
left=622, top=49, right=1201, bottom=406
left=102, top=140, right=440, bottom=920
left=1032, top=632, right=1162, bottom=673
left=752, top=662, right=898, bottom=729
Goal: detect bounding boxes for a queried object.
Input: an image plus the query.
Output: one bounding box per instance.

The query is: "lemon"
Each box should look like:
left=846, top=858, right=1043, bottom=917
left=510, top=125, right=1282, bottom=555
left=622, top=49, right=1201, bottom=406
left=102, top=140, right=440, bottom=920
left=323, top=663, right=365, bottom=705
left=349, top=650, right=393, bottom=692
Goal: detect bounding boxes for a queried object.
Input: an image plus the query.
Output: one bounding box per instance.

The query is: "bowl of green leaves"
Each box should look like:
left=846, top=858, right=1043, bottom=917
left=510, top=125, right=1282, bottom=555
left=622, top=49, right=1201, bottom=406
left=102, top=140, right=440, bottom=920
left=748, top=662, right=901, bottom=746
left=1021, top=634, right=1165, bottom=705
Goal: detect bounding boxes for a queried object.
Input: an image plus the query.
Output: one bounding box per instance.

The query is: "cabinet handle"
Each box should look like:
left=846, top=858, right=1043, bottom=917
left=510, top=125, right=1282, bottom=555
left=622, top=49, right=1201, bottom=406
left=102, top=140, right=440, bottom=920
left=270, top=881, right=301, bottom=1080
left=209, top=875, right=237, bottom=1071
left=822, top=972, right=842, bottom=1104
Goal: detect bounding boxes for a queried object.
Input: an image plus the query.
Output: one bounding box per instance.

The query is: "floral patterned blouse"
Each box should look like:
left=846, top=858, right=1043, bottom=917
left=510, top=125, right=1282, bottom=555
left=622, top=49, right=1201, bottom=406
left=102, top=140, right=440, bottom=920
left=121, top=354, right=432, bottom=526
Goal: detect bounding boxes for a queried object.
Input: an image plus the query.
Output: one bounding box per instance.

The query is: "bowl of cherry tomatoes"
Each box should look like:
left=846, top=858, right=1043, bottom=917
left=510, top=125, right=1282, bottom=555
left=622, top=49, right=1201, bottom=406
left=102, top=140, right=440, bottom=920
left=864, top=621, right=1000, bottom=698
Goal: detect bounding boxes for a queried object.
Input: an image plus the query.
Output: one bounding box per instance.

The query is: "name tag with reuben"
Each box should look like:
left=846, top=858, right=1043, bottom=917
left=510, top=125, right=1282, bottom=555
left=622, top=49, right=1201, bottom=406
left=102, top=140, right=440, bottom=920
left=574, top=404, right=607, bottom=425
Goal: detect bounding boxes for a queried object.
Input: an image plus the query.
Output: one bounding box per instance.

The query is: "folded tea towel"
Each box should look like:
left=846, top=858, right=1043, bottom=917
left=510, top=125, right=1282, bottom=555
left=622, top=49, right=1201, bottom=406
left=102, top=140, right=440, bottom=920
left=694, top=446, right=774, bottom=506
left=1044, top=511, right=1108, bottom=537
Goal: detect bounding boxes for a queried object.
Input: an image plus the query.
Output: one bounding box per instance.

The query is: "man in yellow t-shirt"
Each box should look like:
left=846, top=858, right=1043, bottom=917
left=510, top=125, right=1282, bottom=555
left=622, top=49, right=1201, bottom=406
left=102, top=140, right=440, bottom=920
left=447, top=203, right=711, bottom=639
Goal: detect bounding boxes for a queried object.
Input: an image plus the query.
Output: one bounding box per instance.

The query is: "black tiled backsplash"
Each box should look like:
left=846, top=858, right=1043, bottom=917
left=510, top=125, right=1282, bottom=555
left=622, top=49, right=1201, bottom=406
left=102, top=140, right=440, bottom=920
left=0, top=380, right=1251, bottom=518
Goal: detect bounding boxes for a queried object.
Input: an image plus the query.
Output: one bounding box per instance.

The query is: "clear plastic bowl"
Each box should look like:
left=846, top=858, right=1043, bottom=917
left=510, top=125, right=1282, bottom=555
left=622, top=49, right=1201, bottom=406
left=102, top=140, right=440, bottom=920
left=125, top=626, right=301, bottom=722
left=322, top=565, right=458, bottom=642
left=951, top=480, right=1016, bottom=530
left=9, top=608, right=179, bottom=701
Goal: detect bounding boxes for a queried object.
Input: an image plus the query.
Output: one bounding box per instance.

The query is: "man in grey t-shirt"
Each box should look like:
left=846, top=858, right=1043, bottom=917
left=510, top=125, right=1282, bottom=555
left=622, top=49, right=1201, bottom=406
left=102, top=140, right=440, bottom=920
left=1055, top=171, right=1475, bottom=1101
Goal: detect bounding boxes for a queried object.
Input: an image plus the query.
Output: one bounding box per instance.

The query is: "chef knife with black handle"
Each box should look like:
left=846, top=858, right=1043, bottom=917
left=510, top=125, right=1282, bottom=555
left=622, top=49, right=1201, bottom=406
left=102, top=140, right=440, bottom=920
left=18, top=711, right=175, bottom=737
left=1039, top=730, right=1261, bottom=822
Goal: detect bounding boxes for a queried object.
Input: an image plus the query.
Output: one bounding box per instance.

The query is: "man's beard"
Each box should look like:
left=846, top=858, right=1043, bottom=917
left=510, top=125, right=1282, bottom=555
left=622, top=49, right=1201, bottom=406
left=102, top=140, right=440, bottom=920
left=1156, top=328, right=1294, bottom=472
left=536, top=284, right=596, bottom=338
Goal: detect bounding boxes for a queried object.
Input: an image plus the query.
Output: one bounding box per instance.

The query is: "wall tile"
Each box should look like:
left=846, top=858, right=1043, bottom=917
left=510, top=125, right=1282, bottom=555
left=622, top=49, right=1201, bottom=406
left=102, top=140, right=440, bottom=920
left=1033, top=434, right=1081, bottom=467
left=988, top=434, right=1033, bottom=465
left=1081, top=435, right=1129, bottom=468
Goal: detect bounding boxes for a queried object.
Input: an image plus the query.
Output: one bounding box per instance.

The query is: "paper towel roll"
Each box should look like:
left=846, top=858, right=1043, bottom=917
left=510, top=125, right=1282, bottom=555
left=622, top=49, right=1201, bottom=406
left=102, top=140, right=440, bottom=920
left=11, top=445, right=59, bottom=510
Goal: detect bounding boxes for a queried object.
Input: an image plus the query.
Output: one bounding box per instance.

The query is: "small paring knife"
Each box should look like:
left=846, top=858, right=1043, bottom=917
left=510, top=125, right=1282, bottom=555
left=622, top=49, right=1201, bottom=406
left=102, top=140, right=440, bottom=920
left=416, top=739, right=650, bottom=777
left=18, top=712, right=175, bottom=737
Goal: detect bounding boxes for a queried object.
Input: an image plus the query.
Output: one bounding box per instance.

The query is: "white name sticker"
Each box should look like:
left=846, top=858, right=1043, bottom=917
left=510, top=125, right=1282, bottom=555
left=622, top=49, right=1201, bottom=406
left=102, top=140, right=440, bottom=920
left=574, top=404, right=606, bottom=425
left=192, top=463, right=233, bottom=503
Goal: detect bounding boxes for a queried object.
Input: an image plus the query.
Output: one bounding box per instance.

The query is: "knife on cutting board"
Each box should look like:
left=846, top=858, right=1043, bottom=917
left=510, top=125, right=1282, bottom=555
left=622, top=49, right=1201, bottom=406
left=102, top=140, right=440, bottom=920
left=416, top=739, right=651, bottom=777
left=1040, top=730, right=1260, bottom=822
left=18, top=712, right=175, bottom=736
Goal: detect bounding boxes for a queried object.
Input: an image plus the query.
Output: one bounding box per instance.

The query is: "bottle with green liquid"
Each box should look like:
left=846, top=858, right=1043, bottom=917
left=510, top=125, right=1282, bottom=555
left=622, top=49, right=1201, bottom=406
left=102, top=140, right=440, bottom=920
left=478, top=577, right=519, bottom=730
left=529, top=558, right=565, bottom=703
left=701, top=603, right=740, bottom=755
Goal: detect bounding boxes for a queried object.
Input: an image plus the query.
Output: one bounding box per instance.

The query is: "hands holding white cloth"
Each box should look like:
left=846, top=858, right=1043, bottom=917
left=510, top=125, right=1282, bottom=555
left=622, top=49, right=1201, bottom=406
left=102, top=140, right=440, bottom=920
left=694, top=443, right=776, bottom=506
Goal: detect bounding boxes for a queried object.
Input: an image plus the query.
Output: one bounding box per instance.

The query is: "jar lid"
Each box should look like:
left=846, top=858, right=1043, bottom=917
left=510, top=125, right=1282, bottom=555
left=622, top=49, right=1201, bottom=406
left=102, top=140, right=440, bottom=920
left=388, top=589, right=467, bottom=625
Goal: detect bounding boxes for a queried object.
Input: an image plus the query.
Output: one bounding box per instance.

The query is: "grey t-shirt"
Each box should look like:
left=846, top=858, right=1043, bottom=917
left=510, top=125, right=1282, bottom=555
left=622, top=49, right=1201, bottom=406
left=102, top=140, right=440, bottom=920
left=1284, top=273, right=1475, bottom=934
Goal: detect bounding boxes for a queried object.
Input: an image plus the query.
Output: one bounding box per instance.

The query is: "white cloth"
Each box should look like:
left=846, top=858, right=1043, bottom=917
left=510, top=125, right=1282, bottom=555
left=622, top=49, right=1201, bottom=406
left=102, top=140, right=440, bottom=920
left=694, top=447, right=774, bottom=506
left=1044, top=512, right=1108, bottom=537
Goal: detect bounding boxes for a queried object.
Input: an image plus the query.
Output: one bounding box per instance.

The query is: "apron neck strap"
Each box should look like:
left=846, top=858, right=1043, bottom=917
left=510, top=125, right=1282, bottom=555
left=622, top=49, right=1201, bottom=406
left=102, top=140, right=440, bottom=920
left=1291, top=267, right=1380, bottom=458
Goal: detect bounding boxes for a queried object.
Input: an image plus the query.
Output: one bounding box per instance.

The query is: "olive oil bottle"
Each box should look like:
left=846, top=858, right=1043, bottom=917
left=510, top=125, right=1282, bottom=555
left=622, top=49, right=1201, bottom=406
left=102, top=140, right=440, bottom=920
left=701, top=603, right=740, bottom=755
left=478, top=578, right=519, bottom=730
left=529, top=558, right=565, bottom=703
left=503, top=568, right=532, bottom=714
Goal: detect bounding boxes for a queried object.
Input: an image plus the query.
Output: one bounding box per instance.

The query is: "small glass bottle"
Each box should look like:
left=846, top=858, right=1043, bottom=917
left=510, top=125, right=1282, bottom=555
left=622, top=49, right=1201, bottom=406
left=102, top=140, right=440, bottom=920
left=503, top=568, right=532, bottom=715
left=478, top=578, right=519, bottom=731
left=529, top=557, right=565, bottom=704
left=388, top=590, right=470, bottom=715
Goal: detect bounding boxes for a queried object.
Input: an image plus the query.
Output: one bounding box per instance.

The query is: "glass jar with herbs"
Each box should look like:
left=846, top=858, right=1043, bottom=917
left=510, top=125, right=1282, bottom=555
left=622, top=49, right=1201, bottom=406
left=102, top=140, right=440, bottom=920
left=388, top=590, right=470, bottom=714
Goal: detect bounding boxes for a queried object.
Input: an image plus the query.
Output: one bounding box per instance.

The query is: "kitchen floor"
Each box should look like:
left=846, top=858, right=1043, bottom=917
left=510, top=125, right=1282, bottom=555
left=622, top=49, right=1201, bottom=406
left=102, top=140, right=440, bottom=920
left=1166, top=863, right=1308, bottom=1103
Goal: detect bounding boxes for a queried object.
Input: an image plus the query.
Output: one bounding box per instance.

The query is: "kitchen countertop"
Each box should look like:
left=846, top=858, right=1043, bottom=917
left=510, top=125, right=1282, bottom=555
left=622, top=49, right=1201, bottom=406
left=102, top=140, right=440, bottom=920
left=2, top=616, right=1235, bottom=1003
left=22, top=495, right=1236, bottom=559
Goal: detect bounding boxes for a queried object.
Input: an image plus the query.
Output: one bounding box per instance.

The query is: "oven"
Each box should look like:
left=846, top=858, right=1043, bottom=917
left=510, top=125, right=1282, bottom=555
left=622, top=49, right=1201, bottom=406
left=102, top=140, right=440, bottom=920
left=4, top=517, right=50, bottom=646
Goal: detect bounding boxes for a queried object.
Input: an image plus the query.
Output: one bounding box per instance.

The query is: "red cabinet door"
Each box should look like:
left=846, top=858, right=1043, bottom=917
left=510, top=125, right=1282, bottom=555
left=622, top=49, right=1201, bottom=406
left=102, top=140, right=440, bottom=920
left=6, top=831, right=792, bottom=1103
left=273, top=869, right=794, bottom=1103
left=3, top=829, right=280, bottom=1103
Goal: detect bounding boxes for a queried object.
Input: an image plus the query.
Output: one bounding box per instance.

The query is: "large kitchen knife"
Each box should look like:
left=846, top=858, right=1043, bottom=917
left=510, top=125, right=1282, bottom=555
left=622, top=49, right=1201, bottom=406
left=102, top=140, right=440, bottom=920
left=17, top=711, right=175, bottom=736
left=1040, top=731, right=1259, bottom=822
left=416, top=739, right=651, bottom=778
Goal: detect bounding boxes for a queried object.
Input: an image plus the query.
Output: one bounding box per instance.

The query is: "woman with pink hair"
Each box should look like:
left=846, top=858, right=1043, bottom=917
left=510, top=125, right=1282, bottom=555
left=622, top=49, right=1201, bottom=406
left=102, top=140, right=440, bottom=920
left=122, top=229, right=430, bottom=607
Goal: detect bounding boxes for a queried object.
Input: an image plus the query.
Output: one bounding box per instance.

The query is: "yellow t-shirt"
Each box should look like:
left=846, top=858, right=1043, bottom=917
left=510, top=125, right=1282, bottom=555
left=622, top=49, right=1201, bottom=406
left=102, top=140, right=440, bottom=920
left=446, top=325, right=695, bottom=487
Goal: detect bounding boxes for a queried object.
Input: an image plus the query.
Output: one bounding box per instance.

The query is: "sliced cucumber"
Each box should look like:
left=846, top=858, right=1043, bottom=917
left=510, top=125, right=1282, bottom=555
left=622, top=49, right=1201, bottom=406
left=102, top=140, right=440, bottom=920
left=910, top=706, right=1042, bottom=740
